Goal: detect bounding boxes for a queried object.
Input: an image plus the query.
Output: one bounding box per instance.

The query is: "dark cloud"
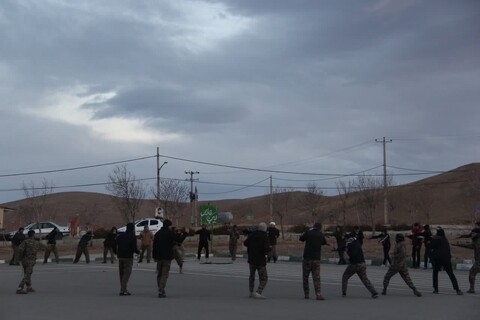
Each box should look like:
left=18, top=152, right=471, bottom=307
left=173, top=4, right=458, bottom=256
left=0, top=0, right=479, bottom=203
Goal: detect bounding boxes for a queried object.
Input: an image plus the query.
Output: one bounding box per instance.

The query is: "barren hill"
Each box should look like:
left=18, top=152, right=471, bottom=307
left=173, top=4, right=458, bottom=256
left=2, top=163, right=479, bottom=231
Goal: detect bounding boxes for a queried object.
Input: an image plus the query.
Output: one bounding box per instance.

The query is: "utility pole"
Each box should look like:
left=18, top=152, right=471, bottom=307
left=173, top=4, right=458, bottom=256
left=156, top=147, right=167, bottom=214
left=269, top=176, right=273, bottom=223
left=185, top=170, right=199, bottom=227
left=375, top=137, right=392, bottom=225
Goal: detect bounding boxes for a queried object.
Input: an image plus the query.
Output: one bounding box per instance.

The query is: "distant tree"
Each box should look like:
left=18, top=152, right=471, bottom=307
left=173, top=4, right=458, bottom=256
left=271, top=186, right=296, bottom=240
left=302, top=182, right=325, bottom=223
left=387, top=187, right=399, bottom=225
left=354, top=175, right=383, bottom=232
left=21, top=179, right=55, bottom=238
left=403, top=189, right=421, bottom=224
left=336, top=179, right=355, bottom=226
left=153, top=178, right=189, bottom=225
left=106, top=164, right=146, bottom=223
left=416, top=186, right=435, bottom=225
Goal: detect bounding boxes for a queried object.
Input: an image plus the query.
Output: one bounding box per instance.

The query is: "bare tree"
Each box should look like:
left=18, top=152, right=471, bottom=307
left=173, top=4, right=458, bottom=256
left=387, top=188, right=399, bottom=225
left=416, top=186, right=435, bottom=224
left=303, top=182, right=325, bottom=223
left=403, top=189, right=421, bottom=224
left=272, top=186, right=295, bottom=240
left=153, top=178, right=189, bottom=225
left=336, top=179, right=355, bottom=226
left=21, top=179, right=54, bottom=238
left=106, top=164, right=146, bottom=223
left=354, top=175, right=383, bottom=232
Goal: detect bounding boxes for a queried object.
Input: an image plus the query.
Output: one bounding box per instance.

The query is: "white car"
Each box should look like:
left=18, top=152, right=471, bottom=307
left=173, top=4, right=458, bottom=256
left=117, top=218, right=163, bottom=236
left=10, top=221, right=69, bottom=239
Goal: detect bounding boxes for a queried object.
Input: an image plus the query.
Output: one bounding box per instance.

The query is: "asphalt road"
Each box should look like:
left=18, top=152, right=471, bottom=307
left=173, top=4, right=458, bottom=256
left=0, top=258, right=477, bottom=320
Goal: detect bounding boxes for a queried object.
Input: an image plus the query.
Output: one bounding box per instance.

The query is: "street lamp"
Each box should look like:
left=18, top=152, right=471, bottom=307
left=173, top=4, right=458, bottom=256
left=157, top=161, right=168, bottom=203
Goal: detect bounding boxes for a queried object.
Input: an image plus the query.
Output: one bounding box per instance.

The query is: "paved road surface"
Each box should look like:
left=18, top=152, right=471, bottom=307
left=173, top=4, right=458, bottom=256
left=0, top=258, right=477, bottom=319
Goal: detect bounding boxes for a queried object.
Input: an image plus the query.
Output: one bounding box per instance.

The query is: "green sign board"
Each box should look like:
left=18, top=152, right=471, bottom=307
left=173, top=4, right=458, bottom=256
left=200, top=205, right=218, bottom=225
left=245, top=213, right=254, bottom=221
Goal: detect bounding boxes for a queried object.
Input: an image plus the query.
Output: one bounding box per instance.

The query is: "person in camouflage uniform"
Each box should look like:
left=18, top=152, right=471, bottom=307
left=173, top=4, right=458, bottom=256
left=467, top=228, right=480, bottom=293
left=16, top=230, right=45, bottom=294
left=299, top=222, right=328, bottom=300
left=382, top=233, right=422, bottom=297
left=455, top=225, right=480, bottom=293
left=342, top=235, right=378, bottom=298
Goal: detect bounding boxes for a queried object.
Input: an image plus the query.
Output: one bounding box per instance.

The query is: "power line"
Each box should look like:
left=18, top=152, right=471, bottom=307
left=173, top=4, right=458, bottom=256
left=0, top=155, right=156, bottom=178
left=387, top=165, right=446, bottom=174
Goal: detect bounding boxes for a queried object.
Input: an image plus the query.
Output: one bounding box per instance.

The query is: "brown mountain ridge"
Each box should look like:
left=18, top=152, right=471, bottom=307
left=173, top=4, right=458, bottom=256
left=2, top=163, right=479, bottom=231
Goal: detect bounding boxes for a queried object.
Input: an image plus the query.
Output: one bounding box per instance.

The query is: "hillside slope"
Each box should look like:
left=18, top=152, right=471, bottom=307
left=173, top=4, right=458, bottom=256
left=2, top=163, right=479, bottom=231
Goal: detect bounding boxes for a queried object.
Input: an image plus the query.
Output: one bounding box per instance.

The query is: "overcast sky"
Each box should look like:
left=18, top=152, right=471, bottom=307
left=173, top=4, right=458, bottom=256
left=1, top=0, right=479, bottom=204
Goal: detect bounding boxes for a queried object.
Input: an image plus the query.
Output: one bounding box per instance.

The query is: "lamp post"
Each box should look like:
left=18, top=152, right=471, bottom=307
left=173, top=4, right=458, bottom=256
left=157, top=161, right=168, bottom=204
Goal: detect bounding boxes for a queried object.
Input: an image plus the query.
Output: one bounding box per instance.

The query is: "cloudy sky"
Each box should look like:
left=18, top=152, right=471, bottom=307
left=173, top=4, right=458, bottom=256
left=1, top=0, right=479, bottom=204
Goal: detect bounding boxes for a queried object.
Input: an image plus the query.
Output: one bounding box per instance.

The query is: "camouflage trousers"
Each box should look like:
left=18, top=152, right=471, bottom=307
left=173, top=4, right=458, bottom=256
left=342, top=263, right=377, bottom=295
left=249, top=264, right=268, bottom=294
left=469, top=261, right=480, bottom=290
left=156, top=260, right=172, bottom=294
left=19, top=260, right=35, bottom=288
left=302, top=260, right=321, bottom=296
left=173, top=245, right=185, bottom=267
left=383, top=265, right=416, bottom=290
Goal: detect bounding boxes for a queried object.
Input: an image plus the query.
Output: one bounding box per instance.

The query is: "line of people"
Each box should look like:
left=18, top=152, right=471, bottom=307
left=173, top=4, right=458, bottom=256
left=245, top=221, right=479, bottom=299
left=9, top=220, right=480, bottom=299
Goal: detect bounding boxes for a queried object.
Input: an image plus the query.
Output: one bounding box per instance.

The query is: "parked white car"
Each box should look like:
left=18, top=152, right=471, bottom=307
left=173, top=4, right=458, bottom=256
left=10, top=221, right=69, bottom=239
left=117, top=218, right=163, bottom=236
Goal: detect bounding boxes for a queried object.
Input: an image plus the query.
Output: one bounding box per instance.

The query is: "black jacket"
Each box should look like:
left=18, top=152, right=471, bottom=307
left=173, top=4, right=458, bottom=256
left=46, top=229, right=61, bottom=245
left=348, top=230, right=364, bottom=245
left=346, top=239, right=365, bottom=264
left=103, top=232, right=117, bottom=248
left=153, top=226, right=177, bottom=260
left=196, top=228, right=211, bottom=243
left=267, top=227, right=280, bottom=245
left=372, top=232, right=390, bottom=249
left=244, top=230, right=271, bottom=266
left=115, top=231, right=139, bottom=258
left=11, top=232, right=26, bottom=246
left=78, top=232, right=93, bottom=247
left=431, top=235, right=452, bottom=263
left=300, top=228, right=327, bottom=260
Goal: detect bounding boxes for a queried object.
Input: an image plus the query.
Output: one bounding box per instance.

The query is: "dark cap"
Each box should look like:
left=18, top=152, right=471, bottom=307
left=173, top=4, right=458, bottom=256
left=163, top=219, right=172, bottom=227
left=126, top=223, right=135, bottom=232
left=313, top=222, right=322, bottom=229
